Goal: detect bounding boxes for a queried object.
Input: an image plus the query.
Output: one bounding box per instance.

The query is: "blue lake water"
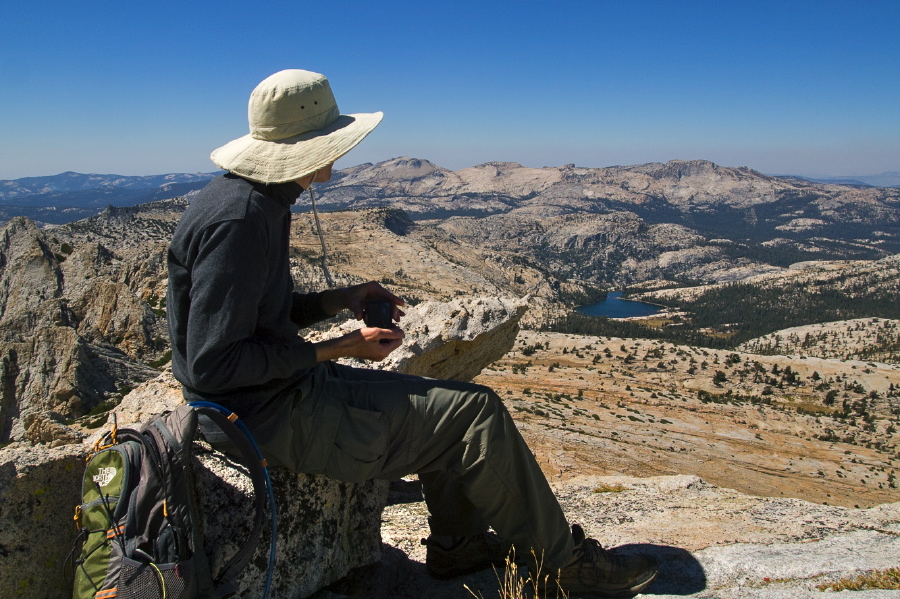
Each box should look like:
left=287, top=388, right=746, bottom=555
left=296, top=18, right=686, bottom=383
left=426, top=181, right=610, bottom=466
left=577, top=292, right=664, bottom=319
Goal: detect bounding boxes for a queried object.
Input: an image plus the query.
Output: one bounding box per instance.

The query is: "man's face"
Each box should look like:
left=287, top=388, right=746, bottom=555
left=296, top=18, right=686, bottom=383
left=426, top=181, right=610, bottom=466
left=313, top=163, right=333, bottom=182
left=295, top=163, right=334, bottom=188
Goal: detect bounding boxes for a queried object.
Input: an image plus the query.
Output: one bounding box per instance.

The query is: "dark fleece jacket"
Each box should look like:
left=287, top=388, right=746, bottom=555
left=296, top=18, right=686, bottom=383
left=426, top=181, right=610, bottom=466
left=166, top=173, right=330, bottom=418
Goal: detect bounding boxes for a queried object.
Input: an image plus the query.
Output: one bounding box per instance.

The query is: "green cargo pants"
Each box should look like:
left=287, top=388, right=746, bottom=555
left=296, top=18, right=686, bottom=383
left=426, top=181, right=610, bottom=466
left=248, top=361, right=575, bottom=570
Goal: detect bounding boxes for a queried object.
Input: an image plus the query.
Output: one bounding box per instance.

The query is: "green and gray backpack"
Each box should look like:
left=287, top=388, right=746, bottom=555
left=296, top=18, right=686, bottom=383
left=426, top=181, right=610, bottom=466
left=69, top=403, right=275, bottom=599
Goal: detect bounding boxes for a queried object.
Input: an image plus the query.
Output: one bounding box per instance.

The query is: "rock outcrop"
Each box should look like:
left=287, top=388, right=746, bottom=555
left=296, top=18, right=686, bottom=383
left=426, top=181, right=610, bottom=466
left=0, top=442, right=88, bottom=598
left=323, top=296, right=528, bottom=382
left=0, top=296, right=526, bottom=599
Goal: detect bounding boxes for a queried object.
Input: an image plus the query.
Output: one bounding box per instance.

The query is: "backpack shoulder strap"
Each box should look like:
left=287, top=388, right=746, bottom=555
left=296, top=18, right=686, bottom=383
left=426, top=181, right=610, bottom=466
left=189, top=404, right=272, bottom=598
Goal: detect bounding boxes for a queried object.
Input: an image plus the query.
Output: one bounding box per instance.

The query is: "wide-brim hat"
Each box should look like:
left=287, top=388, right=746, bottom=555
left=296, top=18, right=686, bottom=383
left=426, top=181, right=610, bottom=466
left=211, top=69, right=383, bottom=184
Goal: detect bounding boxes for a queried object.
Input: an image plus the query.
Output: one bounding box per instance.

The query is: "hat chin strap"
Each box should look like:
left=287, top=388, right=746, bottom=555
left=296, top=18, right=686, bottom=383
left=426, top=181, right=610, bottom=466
left=307, top=179, right=336, bottom=288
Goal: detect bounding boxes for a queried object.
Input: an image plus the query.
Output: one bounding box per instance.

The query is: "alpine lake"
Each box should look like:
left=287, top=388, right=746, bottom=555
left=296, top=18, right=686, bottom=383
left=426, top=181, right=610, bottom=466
left=577, top=291, right=664, bottom=319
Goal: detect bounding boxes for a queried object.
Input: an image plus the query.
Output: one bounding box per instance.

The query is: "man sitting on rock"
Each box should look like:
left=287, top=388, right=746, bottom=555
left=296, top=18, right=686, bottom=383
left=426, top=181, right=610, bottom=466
left=166, top=68, right=658, bottom=597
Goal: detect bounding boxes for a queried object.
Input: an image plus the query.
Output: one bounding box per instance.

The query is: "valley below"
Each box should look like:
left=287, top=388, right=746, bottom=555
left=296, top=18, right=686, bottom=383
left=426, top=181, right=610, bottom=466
left=475, top=330, right=900, bottom=509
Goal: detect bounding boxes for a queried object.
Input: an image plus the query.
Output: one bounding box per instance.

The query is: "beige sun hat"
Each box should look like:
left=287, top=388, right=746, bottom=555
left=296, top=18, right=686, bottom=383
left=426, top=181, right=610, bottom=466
left=210, top=69, right=383, bottom=184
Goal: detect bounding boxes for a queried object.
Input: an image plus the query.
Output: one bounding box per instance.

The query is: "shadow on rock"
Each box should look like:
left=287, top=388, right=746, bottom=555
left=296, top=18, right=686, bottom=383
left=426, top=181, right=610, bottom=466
left=615, top=543, right=706, bottom=596
left=387, top=478, right=424, bottom=505
left=318, top=542, right=706, bottom=599
left=314, top=543, right=502, bottom=599
left=314, top=544, right=411, bottom=599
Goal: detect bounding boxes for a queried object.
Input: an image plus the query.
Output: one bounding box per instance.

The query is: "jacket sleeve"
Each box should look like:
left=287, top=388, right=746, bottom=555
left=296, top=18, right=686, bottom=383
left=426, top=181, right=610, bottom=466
left=290, top=291, right=332, bottom=328
left=181, top=218, right=317, bottom=394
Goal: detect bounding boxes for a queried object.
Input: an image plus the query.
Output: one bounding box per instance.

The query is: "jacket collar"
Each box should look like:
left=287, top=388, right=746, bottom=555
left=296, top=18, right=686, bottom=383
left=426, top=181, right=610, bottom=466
left=228, top=172, right=303, bottom=208
left=262, top=180, right=304, bottom=207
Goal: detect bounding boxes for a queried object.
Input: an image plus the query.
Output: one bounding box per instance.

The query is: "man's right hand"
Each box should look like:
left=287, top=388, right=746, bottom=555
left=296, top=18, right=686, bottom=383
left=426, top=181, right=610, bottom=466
left=313, top=325, right=404, bottom=363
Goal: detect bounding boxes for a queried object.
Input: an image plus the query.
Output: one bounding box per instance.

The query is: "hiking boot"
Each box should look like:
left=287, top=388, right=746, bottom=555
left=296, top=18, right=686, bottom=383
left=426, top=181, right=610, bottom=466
left=422, top=531, right=513, bottom=579
left=551, top=524, right=658, bottom=597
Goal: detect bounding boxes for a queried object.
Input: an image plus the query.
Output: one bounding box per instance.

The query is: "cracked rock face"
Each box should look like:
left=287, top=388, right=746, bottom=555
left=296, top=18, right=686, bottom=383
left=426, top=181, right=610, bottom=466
left=0, top=296, right=524, bottom=599
left=323, top=296, right=528, bottom=382
left=0, top=218, right=166, bottom=443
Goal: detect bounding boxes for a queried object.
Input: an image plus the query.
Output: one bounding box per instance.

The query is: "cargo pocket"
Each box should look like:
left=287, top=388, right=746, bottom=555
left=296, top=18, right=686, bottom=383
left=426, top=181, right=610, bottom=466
left=326, top=405, right=389, bottom=483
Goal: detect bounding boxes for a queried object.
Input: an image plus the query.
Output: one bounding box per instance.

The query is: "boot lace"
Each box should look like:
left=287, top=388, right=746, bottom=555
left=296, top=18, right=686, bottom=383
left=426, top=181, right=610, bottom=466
left=579, top=537, right=627, bottom=569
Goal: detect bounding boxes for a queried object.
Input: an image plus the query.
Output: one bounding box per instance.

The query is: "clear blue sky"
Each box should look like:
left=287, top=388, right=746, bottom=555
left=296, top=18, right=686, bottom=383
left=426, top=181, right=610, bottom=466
left=1, top=0, right=898, bottom=179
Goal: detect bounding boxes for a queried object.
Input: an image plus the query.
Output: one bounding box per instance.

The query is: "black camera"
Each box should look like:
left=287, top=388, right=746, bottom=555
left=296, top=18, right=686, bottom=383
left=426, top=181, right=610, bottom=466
left=363, top=299, right=393, bottom=329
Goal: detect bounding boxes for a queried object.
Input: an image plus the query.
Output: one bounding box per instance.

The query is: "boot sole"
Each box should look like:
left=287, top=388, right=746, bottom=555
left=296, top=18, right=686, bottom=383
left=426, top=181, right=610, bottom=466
left=544, top=563, right=659, bottom=597
left=426, top=557, right=510, bottom=580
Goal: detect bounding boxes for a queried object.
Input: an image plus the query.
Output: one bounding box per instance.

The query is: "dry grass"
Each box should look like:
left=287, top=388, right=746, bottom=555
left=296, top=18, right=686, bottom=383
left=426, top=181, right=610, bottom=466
left=592, top=483, right=627, bottom=494
left=465, top=550, right=568, bottom=599
left=817, top=567, right=900, bottom=591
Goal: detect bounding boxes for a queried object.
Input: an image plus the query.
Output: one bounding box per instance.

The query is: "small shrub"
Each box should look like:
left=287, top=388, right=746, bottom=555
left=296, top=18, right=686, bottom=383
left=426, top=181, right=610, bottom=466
left=86, top=399, right=118, bottom=417
left=817, top=567, right=900, bottom=591
left=84, top=415, right=109, bottom=429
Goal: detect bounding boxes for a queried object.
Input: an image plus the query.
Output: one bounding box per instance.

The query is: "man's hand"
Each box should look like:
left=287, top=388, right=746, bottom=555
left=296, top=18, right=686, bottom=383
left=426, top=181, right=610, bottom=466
left=313, top=326, right=404, bottom=363
left=315, top=281, right=406, bottom=363
left=321, top=281, right=405, bottom=322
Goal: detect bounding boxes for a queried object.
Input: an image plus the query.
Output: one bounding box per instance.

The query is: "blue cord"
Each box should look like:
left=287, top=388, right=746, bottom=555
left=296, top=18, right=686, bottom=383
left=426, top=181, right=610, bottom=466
left=192, top=401, right=277, bottom=599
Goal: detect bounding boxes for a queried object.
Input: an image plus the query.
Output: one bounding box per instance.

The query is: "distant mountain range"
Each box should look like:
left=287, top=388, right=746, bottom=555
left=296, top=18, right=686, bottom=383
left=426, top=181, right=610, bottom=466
left=6, top=157, right=896, bottom=287
left=0, top=171, right=221, bottom=198
left=0, top=171, right=220, bottom=224
left=781, top=172, right=900, bottom=188
left=1, top=161, right=898, bottom=226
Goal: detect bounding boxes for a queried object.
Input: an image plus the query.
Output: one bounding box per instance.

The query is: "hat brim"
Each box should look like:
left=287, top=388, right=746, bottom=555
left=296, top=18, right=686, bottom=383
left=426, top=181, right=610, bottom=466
left=210, top=111, right=383, bottom=184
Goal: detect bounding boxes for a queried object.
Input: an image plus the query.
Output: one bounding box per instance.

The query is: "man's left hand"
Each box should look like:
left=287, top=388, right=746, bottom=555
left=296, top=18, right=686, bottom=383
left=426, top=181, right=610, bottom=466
left=324, top=281, right=405, bottom=322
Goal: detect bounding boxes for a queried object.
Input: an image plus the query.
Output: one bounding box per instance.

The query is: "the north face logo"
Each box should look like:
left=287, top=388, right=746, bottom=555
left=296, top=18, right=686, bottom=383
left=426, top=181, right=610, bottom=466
left=92, top=467, right=117, bottom=487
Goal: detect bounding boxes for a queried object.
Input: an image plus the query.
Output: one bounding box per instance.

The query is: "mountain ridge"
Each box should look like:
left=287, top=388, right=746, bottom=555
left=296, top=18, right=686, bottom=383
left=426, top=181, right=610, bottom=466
left=4, top=158, right=898, bottom=215
left=0, top=170, right=221, bottom=199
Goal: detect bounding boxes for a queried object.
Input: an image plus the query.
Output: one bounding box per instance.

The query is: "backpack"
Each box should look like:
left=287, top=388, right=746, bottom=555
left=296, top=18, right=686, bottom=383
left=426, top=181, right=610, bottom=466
left=68, top=403, right=276, bottom=599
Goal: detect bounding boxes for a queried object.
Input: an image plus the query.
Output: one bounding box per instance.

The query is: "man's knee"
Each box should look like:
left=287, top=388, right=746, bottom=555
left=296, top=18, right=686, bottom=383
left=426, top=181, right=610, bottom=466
left=463, top=384, right=507, bottom=419
left=417, top=381, right=511, bottom=447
